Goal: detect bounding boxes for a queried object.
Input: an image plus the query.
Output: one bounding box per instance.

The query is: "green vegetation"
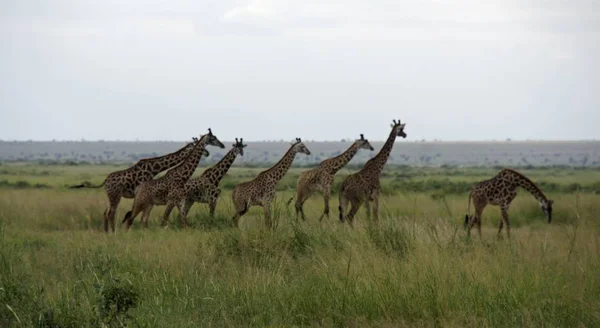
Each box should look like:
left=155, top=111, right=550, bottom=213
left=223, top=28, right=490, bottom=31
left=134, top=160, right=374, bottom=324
left=1, top=163, right=599, bottom=327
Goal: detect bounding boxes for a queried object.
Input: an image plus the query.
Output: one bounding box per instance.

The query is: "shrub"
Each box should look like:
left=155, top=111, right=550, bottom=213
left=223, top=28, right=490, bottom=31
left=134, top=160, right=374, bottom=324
left=95, top=277, right=139, bottom=327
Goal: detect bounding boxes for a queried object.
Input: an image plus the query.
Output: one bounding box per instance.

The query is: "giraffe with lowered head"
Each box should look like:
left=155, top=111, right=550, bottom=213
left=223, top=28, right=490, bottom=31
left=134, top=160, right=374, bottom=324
left=69, top=138, right=198, bottom=232
left=465, top=168, right=553, bottom=238
left=338, top=120, right=407, bottom=226
left=232, top=138, right=311, bottom=228
left=288, top=134, right=374, bottom=221
left=122, top=129, right=224, bottom=230
left=160, top=138, right=247, bottom=226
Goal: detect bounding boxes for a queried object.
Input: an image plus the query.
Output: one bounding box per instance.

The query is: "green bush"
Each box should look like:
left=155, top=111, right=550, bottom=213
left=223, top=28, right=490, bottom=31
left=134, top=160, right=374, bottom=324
left=95, top=277, right=139, bottom=327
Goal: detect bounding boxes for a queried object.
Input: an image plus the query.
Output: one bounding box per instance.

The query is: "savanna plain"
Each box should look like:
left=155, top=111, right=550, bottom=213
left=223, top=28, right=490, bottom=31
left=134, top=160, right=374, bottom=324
left=1, top=163, right=599, bottom=327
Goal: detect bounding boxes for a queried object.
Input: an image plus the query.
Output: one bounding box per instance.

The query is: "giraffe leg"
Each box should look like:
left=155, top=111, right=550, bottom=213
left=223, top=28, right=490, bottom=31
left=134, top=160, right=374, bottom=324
left=208, top=198, right=217, bottom=217
left=161, top=201, right=176, bottom=227
left=293, top=192, right=306, bottom=221
left=365, top=200, right=371, bottom=220
left=293, top=200, right=301, bottom=219
left=475, top=206, right=484, bottom=239
left=123, top=202, right=144, bottom=231
left=103, top=208, right=108, bottom=232
left=467, top=216, right=474, bottom=237
left=338, top=194, right=349, bottom=223
left=233, top=213, right=241, bottom=228
left=141, top=205, right=153, bottom=229
left=295, top=201, right=307, bottom=221
left=319, top=188, right=331, bottom=221
left=233, top=202, right=249, bottom=228
left=142, top=214, right=149, bottom=229
left=209, top=189, right=220, bottom=217
left=263, top=202, right=273, bottom=229
left=500, top=204, right=511, bottom=239
left=467, top=216, right=478, bottom=238
left=294, top=188, right=308, bottom=221
left=177, top=199, right=192, bottom=228
left=372, top=194, right=380, bottom=222
left=346, top=200, right=363, bottom=228
left=468, top=204, right=484, bottom=238
left=105, top=193, right=120, bottom=233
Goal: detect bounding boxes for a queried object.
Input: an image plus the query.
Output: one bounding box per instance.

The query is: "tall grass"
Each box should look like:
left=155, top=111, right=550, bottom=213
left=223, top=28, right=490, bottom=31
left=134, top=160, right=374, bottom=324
left=0, top=165, right=599, bottom=327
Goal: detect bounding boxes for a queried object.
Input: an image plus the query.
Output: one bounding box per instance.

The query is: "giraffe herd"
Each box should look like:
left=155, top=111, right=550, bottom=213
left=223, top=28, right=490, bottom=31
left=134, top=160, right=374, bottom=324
left=70, top=121, right=554, bottom=238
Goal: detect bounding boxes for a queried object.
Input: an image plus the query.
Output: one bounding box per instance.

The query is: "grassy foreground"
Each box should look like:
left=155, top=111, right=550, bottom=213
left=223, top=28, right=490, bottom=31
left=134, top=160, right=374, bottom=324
left=1, top=164, right=599, bottom=327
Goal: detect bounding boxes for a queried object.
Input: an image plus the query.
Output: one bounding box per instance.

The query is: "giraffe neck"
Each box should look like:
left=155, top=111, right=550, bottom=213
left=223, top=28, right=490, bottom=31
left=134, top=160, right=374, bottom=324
left=200, top=147, right=239, bottom=186
left=361, top=129, right=396, bottom=176
left=260, top=145, right=298, bottom=184
left=321, top=142, right=361, bottom=173
left=505, top=169, right=548, bottom=203
left=166, top=136, right=209, bottom=182
left=138, top=142, right=196, bottom=175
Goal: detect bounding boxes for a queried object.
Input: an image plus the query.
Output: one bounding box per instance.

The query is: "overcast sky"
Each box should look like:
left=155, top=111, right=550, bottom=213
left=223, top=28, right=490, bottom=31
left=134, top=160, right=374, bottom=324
left=1, top=0, right=599, bottom=141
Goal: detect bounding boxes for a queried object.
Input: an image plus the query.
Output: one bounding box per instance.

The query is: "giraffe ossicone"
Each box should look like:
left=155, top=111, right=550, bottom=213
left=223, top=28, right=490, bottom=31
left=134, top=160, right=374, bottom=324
left=122, top=129, right=224, bottom=230
left=338, top=120, right=408, bottom=226
left=232, top=137, right=311, bottom=228
left=161, top=137, right=248, bottom=222
left=290, top=133, right=374, bottom=221
left=69, top=136, right=201, bottom=232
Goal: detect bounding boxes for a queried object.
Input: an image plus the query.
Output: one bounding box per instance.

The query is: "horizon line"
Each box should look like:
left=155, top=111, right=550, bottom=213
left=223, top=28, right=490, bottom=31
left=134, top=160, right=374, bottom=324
left=1, top=139, right=598, bottom=143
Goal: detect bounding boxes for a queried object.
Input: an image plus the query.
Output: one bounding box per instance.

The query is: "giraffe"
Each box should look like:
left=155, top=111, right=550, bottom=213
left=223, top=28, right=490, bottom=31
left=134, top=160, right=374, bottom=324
left=338, top=120, right=407, bottom=226
left=122, top=129, right=225, bottom=230
left=69, top=137, right=199, bottom=232
left=231, top=138, right=311, bottom=228
left=465, top=168, right=554, bottom=238
left=160, top=138, right=247, bottom=226
left=288, top=134, right=374, bottom=221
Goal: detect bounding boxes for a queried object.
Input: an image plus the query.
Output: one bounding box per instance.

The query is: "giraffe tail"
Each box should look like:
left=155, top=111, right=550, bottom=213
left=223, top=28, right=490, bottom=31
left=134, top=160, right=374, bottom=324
left=286, top=197, right=295, bottom=206
left=122, top=211, right=132, bottom=223
left=69, top=180, right=106, bottom=189
left=464, top=191, right=472, bottom=227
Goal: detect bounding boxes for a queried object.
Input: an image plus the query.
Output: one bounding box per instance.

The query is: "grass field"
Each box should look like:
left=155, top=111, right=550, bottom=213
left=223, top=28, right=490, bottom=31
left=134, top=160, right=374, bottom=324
left=1, top=163, right=599, bottom=327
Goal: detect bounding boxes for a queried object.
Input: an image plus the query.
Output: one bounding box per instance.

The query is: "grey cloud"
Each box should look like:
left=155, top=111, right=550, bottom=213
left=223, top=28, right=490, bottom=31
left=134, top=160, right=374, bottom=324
left=1, top=0, right=598, bottom=141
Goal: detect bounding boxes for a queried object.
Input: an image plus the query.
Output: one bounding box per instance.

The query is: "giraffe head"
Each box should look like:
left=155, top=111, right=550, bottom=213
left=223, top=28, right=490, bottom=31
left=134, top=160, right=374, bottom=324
left=292, top=138, right=311, bottom=155
left=205, top=128, right=225, bottom=149
left=356, top=134, right=375, bottom=151
left=192, top=137, right=210, bottom=157
left=232, top=138, right=248, bottom=156
left=390, top=119, right=407, bottom=138
left=540, top=199, right=554, bottom=223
